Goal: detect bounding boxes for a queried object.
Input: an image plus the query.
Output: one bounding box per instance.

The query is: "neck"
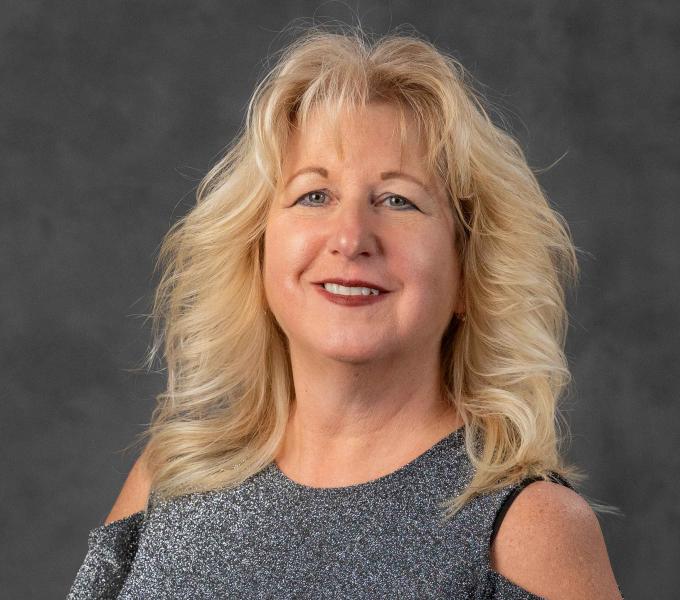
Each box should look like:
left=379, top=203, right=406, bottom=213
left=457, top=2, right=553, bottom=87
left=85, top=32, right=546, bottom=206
left=274, top=342, right=463, bottom=487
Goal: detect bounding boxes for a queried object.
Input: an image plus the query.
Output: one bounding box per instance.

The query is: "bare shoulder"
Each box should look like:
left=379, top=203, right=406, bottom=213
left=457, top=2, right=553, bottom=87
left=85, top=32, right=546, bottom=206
left=104, top=450, right=152, bottom=525
left=490, top=480, right=623, bottom=600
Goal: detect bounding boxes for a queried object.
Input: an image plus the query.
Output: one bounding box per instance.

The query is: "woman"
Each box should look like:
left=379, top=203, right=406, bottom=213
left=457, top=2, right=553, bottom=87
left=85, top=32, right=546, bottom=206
left=68, top=25, right=624, bottom=599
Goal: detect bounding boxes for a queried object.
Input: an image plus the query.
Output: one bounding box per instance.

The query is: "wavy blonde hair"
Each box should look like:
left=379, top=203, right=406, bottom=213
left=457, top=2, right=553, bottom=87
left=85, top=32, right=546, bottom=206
left=138, top=23, right=616, bottom=519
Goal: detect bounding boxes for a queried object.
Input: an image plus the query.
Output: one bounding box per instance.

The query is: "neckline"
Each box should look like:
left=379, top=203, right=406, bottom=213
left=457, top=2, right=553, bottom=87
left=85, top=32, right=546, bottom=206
left=269, top=424, right=466, bottom=496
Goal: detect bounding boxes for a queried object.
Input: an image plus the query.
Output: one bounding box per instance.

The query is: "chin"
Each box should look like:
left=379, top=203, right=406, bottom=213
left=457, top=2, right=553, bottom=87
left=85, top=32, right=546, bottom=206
left=314, top=340, right=393, bottom=364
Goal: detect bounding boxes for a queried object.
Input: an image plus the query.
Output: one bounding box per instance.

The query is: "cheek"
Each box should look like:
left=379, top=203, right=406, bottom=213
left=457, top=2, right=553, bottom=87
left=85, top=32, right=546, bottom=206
left=397, top=230, right=458, bottom=296
left=264, top=218, right=314, bottom=294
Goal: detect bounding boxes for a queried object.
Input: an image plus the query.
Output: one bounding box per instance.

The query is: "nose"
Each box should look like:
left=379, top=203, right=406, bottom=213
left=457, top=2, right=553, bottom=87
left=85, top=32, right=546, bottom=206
left=326, top=195, right=380, bottom=259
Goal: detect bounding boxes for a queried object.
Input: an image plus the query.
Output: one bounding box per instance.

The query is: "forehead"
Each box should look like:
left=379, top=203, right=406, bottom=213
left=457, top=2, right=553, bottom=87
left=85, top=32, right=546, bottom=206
left=282, top=101, right=429, bottom=174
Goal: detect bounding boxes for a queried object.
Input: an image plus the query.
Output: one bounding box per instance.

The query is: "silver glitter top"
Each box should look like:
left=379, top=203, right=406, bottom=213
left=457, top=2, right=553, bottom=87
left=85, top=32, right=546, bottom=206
left=66, top=426, right=572, bottom=599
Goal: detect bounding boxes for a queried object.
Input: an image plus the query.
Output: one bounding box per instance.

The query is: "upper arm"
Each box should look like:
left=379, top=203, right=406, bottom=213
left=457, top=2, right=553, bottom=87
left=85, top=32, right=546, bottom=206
left=104, top=449, right=152, bottom=525
left=490, top=481, right=623, bottom=600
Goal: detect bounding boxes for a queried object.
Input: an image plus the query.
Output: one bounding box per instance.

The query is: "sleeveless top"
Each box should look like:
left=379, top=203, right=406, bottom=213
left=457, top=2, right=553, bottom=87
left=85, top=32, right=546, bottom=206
left=66, top=426, right=576, bottom=599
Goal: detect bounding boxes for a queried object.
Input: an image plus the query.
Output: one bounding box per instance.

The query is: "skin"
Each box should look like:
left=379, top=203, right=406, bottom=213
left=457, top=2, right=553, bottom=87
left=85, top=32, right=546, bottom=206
left=106, top=100, right=623, bottom=599
left=263, top=101, right=464, bottom=488
left=490, top=481, right=624, bottom=599
left=105, top=448, right=150, bottom=524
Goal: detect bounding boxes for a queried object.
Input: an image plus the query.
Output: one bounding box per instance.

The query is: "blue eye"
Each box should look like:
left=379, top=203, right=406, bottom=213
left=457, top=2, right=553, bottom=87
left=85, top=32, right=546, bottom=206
left=382, top=194, right=416, bottom=210
left=295, top=191, right=328, bottom=206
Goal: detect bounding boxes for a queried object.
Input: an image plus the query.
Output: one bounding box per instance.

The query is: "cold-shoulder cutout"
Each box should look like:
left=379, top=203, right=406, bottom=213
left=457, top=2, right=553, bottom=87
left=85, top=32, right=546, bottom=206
left=484, top=568, right=546, bottom=599
left=98, top=509, right=146, bottom=532
left=68, top=452, right=153, bottom=598
left=489, top=479, right=624, bottom=599
left=105, top=452, right=152, bottom=524
left=67, top=510, right=146, bottom=600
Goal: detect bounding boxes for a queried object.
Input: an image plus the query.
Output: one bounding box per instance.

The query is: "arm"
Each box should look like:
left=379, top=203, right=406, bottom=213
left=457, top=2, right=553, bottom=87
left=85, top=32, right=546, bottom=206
left=490, top=481, right=623, bottom=599
left=105, top=449, right=152, bottom=524
left=67, top=451, right=152, bottom=599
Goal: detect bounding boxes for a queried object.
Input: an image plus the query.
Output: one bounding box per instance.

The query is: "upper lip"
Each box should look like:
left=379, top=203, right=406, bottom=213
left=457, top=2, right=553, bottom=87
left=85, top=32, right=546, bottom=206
left=314, top=278, right=389, bottom=293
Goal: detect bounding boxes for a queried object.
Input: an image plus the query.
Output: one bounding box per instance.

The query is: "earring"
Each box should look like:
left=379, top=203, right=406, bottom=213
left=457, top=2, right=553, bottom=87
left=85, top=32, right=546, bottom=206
left=458, top=313, right=467, bottom=322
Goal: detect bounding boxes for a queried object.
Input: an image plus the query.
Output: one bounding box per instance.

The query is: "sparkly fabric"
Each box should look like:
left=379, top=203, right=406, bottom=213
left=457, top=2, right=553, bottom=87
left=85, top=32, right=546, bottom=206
left=67, top=426, right=569, bottom=599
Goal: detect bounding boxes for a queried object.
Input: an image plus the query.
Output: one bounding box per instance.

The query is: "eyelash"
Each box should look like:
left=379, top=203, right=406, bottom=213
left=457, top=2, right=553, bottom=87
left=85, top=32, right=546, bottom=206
left=294, top=190, right=417, bottom=210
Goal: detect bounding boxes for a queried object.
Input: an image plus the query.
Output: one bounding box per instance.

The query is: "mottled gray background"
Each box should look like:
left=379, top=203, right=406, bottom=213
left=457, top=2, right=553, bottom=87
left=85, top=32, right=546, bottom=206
left=2, top=1, right=677, bottom=598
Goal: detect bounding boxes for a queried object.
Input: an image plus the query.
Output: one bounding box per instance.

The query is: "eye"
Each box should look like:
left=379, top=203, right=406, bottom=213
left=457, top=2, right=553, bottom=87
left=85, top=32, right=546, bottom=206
left=381, top=194, right=417, bottom=210
left=294, top=190, right=417, bottom=210
left=294, top=190, right=330, bottom=207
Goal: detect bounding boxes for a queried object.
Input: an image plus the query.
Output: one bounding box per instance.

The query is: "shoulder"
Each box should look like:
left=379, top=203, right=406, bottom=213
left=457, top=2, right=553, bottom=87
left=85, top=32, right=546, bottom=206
left=490, top=480, right=622, bottom=599
left=104, top=450, right=152, bottom=525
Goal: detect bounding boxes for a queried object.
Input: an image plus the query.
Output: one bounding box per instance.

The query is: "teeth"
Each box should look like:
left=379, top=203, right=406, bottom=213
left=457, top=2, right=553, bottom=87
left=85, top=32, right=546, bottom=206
left=323, top=283, right=380, bottom=296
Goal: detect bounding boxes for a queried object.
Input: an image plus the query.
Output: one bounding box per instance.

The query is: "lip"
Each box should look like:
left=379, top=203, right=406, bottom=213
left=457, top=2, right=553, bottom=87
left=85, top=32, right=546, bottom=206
left=312, top=279, right=391, bottom=307
left=312, top=278, right=389, bottom=293
left=314, top=283, right=389, bottom=306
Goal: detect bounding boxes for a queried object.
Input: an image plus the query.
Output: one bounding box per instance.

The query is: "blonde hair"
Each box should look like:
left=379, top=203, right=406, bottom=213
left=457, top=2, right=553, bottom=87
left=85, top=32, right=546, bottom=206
left=139, top=22, right=618, bottom=519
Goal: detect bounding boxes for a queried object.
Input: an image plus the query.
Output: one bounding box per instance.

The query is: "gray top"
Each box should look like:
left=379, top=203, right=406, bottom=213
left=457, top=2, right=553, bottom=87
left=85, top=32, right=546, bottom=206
left=66, top=426, right=576, bottom=599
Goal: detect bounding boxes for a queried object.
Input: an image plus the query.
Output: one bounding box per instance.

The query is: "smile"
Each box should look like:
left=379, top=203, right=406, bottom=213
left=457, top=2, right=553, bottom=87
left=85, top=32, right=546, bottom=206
left=323, top=282, right=381, bottom=296
left=314, top=283, right=389, bottom=306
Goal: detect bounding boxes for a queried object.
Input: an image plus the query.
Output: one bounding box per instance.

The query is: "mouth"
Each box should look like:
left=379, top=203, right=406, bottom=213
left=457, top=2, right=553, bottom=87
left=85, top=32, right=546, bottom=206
left=313, top=278, right=389, bottom=297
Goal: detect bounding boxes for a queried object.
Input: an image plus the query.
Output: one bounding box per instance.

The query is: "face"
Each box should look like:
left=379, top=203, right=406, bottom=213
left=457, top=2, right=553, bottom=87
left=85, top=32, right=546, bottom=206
left=263, top=101, right=464, bottom=365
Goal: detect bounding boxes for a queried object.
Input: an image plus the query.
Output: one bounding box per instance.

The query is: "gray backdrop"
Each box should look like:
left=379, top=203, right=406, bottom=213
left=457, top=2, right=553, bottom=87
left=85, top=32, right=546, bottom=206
left=2, top=1, right=677, bottom=598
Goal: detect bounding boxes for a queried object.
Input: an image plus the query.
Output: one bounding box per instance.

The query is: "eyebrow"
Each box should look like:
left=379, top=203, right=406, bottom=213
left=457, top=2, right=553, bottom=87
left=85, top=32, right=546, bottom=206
left=284, top=166, right=434, bottom=196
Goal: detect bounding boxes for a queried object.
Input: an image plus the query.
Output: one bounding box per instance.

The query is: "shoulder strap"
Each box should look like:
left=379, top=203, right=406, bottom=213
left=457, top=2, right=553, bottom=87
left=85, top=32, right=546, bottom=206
left=489, top=471, right=573, bottom=546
